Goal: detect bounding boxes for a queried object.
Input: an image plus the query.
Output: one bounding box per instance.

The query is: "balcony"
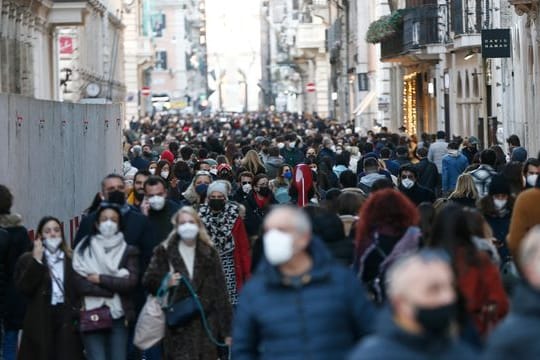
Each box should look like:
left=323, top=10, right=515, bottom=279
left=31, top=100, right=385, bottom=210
left=295, top=23, right=326, bottom=51
left=137, top=37, right=155, bottom=67
left=48, top=1, right=88, bottom=25
left=509, top=0, right=539, bottom=23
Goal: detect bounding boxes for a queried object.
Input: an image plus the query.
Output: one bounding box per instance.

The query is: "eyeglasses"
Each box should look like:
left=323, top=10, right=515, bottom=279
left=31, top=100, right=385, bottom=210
left=401, top=175, right=415, bottom=180
left=307, top=153, right=316, bottom=156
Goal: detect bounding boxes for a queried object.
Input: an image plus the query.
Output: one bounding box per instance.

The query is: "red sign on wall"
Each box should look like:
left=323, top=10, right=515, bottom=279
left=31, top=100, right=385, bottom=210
left=59, top=36, right=73, bottom=54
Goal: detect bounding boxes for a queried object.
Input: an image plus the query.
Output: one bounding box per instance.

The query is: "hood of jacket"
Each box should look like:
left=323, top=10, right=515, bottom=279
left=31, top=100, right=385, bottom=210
left=447, top=150, right=460, bottom=157
left=0, top=213, right=23, bottom=228
left=360, top=173, right=387, bottom=187
left=266, top=157, right=284, bottom=167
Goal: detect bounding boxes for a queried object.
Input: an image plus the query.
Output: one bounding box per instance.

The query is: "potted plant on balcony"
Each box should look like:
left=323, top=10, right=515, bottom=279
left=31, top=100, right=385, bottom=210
left=366, top=11, right=404, bottom=44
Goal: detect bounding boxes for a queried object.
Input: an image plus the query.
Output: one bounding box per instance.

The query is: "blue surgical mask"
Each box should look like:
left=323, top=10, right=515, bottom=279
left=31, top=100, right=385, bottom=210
left=283, top=171, right=292, bottom=180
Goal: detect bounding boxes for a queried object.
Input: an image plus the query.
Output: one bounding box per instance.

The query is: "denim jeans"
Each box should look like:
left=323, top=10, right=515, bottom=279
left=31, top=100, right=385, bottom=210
left=2, top=329, right=18, bottom=360
left=82, top=318, right=128, bottom=360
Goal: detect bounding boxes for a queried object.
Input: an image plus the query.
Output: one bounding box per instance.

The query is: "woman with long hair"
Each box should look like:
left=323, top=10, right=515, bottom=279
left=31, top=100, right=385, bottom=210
left=269, top=164, right=293, bottom=204
left=181, top=171, right=213, bottom=209
left=72, top=204, right=139, bottom=360
left=15, top=216, right=84, bottom=360
left=142, top=207, right=232, bottom=359
left=156, top=160, right=172, bottom=184
left=355, top=189, right=421, bottom=303
left=448, top=173, right=479, bottom=208
left=241, top=150, right=266, bottom=176
left=430, top=203, right=509, bottom=339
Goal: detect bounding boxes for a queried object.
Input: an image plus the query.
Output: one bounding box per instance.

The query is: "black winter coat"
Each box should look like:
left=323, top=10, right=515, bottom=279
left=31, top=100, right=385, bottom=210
left=415, top=158, right=439, bottom=193
left=0, top=229, right=9, bottom=317
left=349, top=311, right=477, bottom=360
left=399, top=184, right=436, bottom=206
left=243, top=192, right=277, bottom=237
left=0, top=213, right=32, bottom=330
left=15, top=253, right=84, bottom=360
left=484, top=282, right=540, bottom=360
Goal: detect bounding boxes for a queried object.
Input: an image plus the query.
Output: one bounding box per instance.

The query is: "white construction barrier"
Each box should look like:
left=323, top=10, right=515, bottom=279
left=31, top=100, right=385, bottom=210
left=0, top=94, right=123, bottom=243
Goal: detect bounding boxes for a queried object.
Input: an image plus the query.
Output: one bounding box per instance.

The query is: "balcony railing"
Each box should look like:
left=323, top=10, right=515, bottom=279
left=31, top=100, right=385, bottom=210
left=381, top=30, right=404, bottom=60
left=403, top=4, right=442, bottom=50
left=295, top=23, right=326, bottom=50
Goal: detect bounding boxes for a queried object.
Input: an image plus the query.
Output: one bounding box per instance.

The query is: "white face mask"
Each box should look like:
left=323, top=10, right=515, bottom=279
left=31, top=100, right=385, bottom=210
left=43, top=237, right=63, bottom=253
left=494, top=199, right=507, bottom=210
left=160, top=171, right=169, bottom=179
left=177, top=223, right=199, bottom=240
left=148, top=195, right=166, bottom=211
left=149, top=168, right=156, bottom=175
left=99, top=220, right=118, bottom=238
left=277, top=143, right=285, bottom=150
left=210, top=168, right=218, bottom=176
left=242, top=183, right=252, bottom=193
left=288, top=142, right=296, bottom=149
left=263, top=229, right=295, bottom=266
left=402, top=178, right=415, bottom=189
left=527, top=174, right=538, bottom=187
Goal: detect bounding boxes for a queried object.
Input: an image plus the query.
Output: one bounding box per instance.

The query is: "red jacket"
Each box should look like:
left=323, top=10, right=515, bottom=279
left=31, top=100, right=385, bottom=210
left=455, top=248, right=509, bottom=337
left=232, top=218, right=251, bottom=292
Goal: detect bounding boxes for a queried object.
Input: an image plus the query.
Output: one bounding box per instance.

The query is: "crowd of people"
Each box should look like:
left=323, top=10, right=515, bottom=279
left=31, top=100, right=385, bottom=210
left=1, top=111, right=540, bottom=359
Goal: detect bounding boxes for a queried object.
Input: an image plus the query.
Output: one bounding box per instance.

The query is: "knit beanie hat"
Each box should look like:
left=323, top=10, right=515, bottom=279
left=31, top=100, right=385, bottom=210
left=511, top=147, right=528, bottom=163
left=489, top=175, right=511, bottom=195
left=207, top=181, right=229, bottom=199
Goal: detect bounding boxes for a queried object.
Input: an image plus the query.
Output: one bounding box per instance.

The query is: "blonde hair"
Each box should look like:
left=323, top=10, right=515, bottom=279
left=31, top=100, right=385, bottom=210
left=242, top=150, right=265, bottom=174
left=449, top=173, right=478, bottom=199
left=163, top=206, right=214, bottom=247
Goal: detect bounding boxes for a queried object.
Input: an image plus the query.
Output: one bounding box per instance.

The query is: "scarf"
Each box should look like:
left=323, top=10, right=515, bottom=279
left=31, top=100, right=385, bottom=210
left=45, top=249, right=65, bottom=305
left=199, top=202, right=239, bottom=255
left=72, top=233, right=128, bottom=319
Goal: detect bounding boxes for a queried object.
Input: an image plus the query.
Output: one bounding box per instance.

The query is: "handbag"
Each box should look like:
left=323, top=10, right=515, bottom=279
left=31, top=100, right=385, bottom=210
left=133, top=272, right=171, bottom=350
left=79, top=305, right=113, bottom=333
left=165, top=277, right=200, bottom=328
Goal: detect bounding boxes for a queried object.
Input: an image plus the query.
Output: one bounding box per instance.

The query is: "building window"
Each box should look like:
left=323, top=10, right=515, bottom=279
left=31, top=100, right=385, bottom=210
left=152, top=13, right=166, bottom=37
left=358, top=73, right=369, bottom=91
left=155, top=51, right=168, bottom=70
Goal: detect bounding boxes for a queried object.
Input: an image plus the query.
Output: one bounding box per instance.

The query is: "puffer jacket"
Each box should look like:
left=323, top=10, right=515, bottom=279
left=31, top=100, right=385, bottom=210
left=232, top=237, right=375, bottom=359
left=349, top=310, right=477, bottom=360
left=469, top=165, right=498, bottom=198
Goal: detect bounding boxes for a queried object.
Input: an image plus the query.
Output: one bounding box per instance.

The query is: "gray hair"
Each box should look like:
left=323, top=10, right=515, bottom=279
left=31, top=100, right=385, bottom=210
left=386, top=249, right=451, bottom=299
left=519, top=225, right=540, bottom=267
left=265, top=205, right=312, bottom=235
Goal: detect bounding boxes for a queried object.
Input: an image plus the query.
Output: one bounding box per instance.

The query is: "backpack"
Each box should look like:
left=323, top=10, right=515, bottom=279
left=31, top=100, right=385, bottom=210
left=358, top=227, right=421, bottom=305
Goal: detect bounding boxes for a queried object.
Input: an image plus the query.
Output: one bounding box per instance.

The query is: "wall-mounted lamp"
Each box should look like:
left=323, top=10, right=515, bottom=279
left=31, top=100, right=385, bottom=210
left=464, top=49, right=477, bottom=60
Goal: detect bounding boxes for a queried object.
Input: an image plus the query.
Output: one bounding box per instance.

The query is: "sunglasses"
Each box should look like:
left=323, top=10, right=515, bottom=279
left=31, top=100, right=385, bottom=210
left=242, top=181, right=252, bottom=185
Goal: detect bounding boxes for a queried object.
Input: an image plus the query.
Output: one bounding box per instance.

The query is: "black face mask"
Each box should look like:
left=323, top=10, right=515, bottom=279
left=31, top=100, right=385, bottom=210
left=258, top=187, right=270, bottom=197
left=415, top=303, right=456, bottom=336
left=107, top=190, right=126, bottom=205
left=208, top=198, right=226, bottom=212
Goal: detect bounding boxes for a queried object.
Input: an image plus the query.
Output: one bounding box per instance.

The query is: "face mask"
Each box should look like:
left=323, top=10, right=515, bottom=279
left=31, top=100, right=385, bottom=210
left=402, top=179, right=415, bottom=189
left=195, top=183, right=209, bottom=195
left=242, top=183, right=252, bottom=193
left=107, top=190, right=126, bottom=205
left=99, top=220, right=118, bottom=238
left=263, top=229, right=294, bottom=265
left=277, top=142, right=285, bottom=149
left=148, top=195, right=166, bottom=211
left=336, top=149, right=343, bottom=155
left=43, top=237, right=63, bottom=253
left=527, top=174, right=538, bottom=187
left=415, top=303, right=456, bottom=336
left=494, top=199, right=507, bottom=210
left=149, top=168, right=156, bottom=175
left=210, top=168, right=218, bottom=176
left=177, top=223, right=199, bottom=240
left=283, top=171, right=292, bottom=180
left=160, top=171, right=169, bottom=179
left=258, top=187, right=270, bottom=197
left=208, top=198, right=226, bottom=212
left=288, top=142, right=295, bottom=149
